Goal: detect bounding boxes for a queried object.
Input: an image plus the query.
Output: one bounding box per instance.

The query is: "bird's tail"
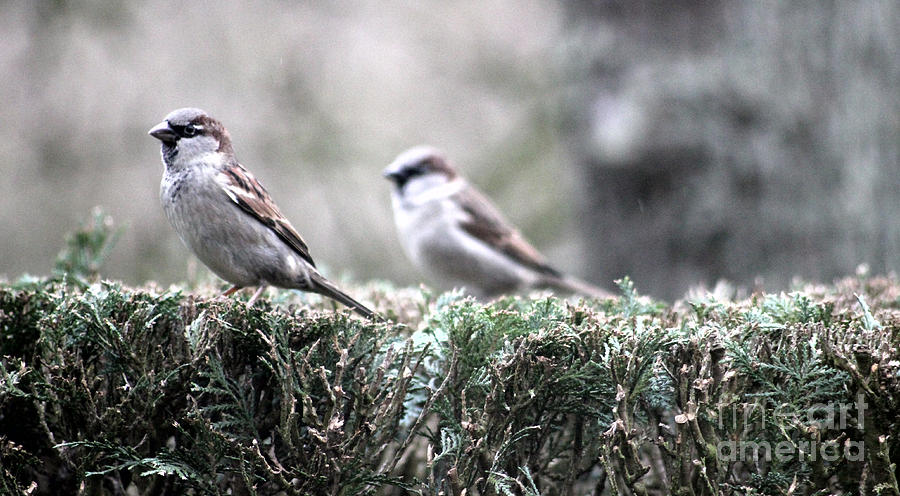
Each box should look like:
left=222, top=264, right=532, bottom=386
left=310, top=273, right=380, bottom=320
left=540, top=274, right=615, bottom=300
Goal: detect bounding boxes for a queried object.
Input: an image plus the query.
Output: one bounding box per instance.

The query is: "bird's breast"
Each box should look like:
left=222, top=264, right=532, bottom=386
left=392, top=197, right=463, bottom=264
left=161, top=172, right=186, bottom=204
left=159, top=167, right=303, bottom=288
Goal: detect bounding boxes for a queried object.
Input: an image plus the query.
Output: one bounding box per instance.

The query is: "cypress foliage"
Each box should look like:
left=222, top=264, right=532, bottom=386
left=0, top=217, right=898, bottom=494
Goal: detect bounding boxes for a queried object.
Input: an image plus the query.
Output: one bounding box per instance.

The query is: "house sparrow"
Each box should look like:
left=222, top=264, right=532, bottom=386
left=383, top=145, right=612, bottom=299
left=149, top=107, right=377, bottom=319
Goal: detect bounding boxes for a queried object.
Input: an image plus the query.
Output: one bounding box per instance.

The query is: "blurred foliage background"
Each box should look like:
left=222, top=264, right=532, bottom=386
left=1, top=1, right=899, bottom=300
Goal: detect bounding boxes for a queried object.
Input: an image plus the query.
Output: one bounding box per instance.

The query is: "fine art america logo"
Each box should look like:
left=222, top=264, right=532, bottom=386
left=709, top=395, right=866, bottom=463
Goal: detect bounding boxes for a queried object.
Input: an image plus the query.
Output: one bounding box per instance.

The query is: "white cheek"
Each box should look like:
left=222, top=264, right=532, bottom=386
left=403, top=175, right=449, bottom=200
left=178, top=136, right=221, bottom=164
left=402, top=177, right=466, bottom=207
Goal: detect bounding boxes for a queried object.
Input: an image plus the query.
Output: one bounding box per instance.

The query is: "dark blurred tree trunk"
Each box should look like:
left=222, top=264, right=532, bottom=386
left=561, top=1, right=900, bottom=300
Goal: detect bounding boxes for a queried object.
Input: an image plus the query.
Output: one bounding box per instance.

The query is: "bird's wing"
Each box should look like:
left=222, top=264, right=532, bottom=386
left=454, top=186, right=561, bottom=277
left=217, top=163, right=316, bottom=267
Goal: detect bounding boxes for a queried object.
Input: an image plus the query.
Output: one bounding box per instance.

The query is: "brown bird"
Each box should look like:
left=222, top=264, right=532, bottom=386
left=149, top=107, right=377, bottom=318
left=383, top=145, right=612, bottom=299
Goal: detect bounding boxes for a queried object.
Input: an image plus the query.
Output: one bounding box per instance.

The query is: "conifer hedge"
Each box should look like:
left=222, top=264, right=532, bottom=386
left=1, top=209, right=898, bottom=495
left=1, top=274, right=898, bottom=495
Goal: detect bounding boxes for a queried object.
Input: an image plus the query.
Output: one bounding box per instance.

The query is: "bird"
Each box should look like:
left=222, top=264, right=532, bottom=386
left=383, top=145, right=612, bottom=299
left=148, top=107, right=377, bottom=319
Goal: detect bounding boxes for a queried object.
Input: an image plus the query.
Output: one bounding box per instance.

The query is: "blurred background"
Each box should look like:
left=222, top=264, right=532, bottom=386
left=1, top=1, right=898, bottom=301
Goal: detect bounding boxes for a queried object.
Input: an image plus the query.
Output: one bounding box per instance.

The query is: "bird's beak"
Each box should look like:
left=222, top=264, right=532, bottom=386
left=148, top=121, right=178, bottom=142
left=382, top=162, right=403, bottom=181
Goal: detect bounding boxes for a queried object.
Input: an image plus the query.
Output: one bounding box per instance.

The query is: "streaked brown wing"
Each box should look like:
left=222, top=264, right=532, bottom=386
left=454, top=186, right=561, bottom=277
left=219, top=164, right=316, bottom=268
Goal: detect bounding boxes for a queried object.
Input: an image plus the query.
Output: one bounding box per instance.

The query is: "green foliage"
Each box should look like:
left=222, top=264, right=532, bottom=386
left=54, top=207, right=123, bottom=284
left=0, top=275, right=898, bottom=495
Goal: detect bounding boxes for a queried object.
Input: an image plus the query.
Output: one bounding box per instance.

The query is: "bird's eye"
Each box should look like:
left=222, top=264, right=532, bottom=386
left=182, top=124, right=199, bottom=137
left=407, top=163, right=427, bottom=176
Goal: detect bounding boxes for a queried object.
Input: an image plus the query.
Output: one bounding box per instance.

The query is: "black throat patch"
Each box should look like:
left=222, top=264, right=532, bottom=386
left=162, top=142, right=179, bottom=169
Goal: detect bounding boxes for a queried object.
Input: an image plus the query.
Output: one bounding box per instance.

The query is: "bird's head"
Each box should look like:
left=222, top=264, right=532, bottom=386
left=149, top=108, right=234, bottom=170
left=383, top=145, right=459, bottom=198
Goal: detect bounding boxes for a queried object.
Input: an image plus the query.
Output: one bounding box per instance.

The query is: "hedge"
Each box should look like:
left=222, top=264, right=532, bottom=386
left=1, top=273, right=898, bottom=495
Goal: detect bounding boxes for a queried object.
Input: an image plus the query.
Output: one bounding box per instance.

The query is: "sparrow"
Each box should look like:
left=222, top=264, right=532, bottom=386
left=149, top=107, right=377, bottom=319
left=383, top=145, right=612, bottom=299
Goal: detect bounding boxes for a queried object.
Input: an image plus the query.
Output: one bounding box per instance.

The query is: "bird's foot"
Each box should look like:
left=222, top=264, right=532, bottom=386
left=221, top=285, right=241, bottom=298
left=246, top=285, right=268, bottom=307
